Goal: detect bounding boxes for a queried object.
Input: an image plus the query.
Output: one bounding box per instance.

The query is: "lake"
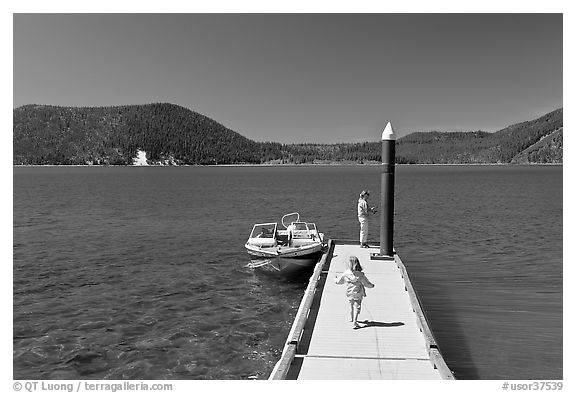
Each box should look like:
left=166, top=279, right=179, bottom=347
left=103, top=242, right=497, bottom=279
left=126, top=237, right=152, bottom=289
left=13, top=165, right=562, bottom=379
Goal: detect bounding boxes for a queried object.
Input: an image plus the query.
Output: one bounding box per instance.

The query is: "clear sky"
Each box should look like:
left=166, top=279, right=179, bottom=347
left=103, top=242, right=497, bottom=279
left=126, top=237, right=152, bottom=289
left=13, top=13, right=563, bottom=143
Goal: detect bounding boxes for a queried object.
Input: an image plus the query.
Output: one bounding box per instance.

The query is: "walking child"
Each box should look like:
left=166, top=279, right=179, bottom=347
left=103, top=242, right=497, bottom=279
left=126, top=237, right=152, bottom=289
left=335, top=255, right=375, bottom=329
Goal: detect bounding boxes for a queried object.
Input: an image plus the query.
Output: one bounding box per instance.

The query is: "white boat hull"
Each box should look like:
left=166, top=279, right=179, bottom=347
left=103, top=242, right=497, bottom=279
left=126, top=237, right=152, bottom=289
left=246, top=243, right=323, bottom=275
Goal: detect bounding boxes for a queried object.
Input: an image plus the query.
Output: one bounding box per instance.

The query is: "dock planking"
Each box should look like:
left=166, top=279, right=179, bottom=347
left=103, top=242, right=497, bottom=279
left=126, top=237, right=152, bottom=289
left=269, top=239, right=454, bottom=380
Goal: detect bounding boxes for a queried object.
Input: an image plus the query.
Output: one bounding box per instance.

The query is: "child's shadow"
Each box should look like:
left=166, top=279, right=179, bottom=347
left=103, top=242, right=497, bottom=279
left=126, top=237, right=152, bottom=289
left=357, top=320, right=405, bottom=329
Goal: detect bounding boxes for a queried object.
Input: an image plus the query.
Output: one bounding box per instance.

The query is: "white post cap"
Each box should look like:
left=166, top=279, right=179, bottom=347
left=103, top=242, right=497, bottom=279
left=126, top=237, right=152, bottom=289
left=382, top=122, right=396, bottom=141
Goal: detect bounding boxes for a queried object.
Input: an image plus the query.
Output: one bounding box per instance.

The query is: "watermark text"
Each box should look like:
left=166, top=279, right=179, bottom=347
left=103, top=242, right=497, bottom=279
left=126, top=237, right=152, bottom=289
left=502, top=382, right=563, bottom=391
left=14, top=381, right=173, bottom=393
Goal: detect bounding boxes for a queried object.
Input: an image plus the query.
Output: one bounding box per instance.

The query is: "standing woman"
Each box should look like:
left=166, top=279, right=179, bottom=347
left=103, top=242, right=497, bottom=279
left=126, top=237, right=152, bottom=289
left=357, top=190, right=377, bottom=248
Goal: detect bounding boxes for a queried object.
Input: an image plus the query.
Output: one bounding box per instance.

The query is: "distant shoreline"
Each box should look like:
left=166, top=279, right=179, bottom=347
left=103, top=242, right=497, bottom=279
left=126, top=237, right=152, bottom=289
left=13, top=163, right=563, bottom=168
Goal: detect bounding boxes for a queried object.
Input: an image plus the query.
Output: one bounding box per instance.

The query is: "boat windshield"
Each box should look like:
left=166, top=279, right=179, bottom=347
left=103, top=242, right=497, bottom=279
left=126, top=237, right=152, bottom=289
left=292, top=222, right=307, bottom=231
left=249, top=223, right=277, bottom=239
left=289, top=222, right=312, bottom=239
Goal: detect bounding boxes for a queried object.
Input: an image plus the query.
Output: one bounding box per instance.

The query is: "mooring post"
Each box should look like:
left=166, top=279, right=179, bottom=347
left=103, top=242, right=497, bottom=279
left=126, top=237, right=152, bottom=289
left=371, top=122, right=396, bottom=260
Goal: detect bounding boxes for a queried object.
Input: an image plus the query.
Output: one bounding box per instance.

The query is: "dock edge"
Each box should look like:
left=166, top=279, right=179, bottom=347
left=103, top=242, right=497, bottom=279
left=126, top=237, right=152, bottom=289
left=268, top=239, right=334, bottom=380
left=393, top=247, right=455, bottom=380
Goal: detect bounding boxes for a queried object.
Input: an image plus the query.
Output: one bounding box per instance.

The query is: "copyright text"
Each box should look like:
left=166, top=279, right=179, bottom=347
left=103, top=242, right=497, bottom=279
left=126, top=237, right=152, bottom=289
left=13, top=381, right=173, bottom=393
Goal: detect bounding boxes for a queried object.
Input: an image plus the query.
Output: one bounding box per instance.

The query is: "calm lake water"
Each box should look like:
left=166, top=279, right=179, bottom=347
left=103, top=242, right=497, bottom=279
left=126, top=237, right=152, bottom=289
left=13, top=165, right=562, bottom=380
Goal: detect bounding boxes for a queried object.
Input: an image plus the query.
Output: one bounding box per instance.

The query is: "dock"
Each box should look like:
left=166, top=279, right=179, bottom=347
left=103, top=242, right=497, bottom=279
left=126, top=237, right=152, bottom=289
left=269, top=239, right=454, bottom=380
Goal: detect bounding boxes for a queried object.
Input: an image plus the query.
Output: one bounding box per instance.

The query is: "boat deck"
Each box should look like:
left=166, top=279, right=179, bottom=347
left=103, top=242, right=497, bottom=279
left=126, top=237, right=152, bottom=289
left=269, top=240, right=454, bottom=380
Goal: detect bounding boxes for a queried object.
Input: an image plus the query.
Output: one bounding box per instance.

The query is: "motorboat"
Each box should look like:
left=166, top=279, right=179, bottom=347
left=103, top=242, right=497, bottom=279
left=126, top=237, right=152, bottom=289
left=245, top=212, right=325, bottom=275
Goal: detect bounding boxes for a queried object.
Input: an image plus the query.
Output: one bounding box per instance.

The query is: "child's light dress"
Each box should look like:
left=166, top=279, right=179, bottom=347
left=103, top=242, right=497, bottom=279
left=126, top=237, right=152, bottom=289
left=335, top=269, right=374, bottom=301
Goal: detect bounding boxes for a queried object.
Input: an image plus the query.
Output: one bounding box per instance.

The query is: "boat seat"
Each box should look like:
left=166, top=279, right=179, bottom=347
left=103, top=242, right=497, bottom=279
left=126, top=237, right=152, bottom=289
left=276, top=233, right=290, bottom=245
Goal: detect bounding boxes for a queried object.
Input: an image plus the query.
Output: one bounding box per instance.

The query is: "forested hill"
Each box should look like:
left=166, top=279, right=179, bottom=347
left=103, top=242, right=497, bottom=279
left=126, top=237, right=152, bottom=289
left=13, top=103, right=266, bottom=165
left=13, top=104, right=562, bottom=165
left=395, top=108, right=563, bottom=164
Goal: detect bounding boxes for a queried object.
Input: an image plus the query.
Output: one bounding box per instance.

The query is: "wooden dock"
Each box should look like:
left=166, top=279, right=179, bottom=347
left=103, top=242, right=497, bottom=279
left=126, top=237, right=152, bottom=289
left=269, top=239, right=454, bottom=380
